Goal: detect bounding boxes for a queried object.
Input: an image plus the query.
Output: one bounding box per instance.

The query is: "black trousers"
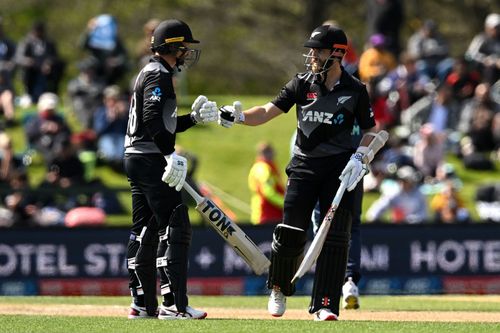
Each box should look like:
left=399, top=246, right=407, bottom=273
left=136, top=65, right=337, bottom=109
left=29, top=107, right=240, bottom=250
left=283, top=152, right=355, bottom=229
left=124, top=153, right=184, bottom=306
left=282, top=152, right=355, bottom=314
left=125, top=154, right=182, bottom=234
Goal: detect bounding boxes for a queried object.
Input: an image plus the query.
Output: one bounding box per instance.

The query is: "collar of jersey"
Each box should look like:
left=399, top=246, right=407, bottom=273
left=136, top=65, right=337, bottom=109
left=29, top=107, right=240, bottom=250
left=151, top=55, right=174, bottom=73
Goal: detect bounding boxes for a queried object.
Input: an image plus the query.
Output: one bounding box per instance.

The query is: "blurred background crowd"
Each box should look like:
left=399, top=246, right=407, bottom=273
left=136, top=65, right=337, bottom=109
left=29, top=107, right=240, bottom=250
left=0, top=0, right=498, bottom=227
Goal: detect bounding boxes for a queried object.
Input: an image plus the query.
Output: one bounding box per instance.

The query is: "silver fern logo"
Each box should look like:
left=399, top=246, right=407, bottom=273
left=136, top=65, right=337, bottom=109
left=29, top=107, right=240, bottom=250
left=337, top=96, right=351, bottom=106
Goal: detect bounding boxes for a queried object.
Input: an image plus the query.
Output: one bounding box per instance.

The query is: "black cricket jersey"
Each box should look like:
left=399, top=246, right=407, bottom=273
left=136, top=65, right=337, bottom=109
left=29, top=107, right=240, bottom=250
left=272, top=68, right=375, bottom=158
left=124, top=56, right=195, bottom=155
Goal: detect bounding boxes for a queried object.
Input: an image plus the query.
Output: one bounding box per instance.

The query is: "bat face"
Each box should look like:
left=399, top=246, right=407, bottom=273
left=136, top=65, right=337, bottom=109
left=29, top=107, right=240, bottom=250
left=197, top=198, right=236, bottom=238
left=184, top=182, right=270, bottom=275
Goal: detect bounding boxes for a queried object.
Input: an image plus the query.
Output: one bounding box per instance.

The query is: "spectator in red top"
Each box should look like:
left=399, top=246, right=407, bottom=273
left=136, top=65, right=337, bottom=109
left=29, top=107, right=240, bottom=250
left=445, top=56, right=481, bottom=103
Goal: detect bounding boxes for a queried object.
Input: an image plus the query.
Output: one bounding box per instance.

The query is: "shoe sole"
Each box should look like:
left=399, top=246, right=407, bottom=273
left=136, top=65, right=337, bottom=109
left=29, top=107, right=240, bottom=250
left=158, top=313, right=207, bottom=320
left=314, top=314, right=338, bottom=321
left=268, top=307, right=285, bottom=317
left=128, top=315, right=158, bottom=319
left=343, top=295, right=360, bottom=309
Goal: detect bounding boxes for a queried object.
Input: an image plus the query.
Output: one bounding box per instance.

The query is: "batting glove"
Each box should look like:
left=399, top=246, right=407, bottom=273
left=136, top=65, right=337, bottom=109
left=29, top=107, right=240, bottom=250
left=199, top=101, right=218, bottom=123
left=218, top=101, right=244, bottom=128
left=339, top=152, right=368, bottom=192
left=162, top=152, right=188, bottom=191
left=190, top=95, right=212, bottom=124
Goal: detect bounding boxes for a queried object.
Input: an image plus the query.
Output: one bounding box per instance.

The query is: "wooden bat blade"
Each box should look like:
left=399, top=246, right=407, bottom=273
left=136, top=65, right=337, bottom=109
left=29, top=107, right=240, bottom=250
left=196, top=198, right=270, bottom=275
left=291, top=209, right=333, bottom=283
left=184, top=182, right=270, bottom=275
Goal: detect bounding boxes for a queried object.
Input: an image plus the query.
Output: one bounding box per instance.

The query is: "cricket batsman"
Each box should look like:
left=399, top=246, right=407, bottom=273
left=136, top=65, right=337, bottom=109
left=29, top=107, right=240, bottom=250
left=218, top=24, right=378, bottom=320
left=124, top=19, right=218, bottom=320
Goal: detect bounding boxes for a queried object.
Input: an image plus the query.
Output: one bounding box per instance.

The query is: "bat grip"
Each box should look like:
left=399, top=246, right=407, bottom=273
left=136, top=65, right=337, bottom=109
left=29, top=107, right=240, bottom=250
left=182, top=182, right=204, bottom=205
left=332, top=178, right=348, bottom=207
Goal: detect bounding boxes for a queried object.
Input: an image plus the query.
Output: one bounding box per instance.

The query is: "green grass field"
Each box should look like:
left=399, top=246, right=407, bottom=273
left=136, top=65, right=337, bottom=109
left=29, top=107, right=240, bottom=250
left=1, top=295, right=499, bottom=333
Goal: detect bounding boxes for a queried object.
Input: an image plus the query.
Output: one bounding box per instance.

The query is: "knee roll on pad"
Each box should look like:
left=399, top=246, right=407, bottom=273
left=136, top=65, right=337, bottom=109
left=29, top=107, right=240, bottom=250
left=157, top=204, right=191, bottom=311
left=136, top=224, right=160, bottom=246
left=267, top=224, right=306, bottom=296
left=309, top=207, right=352, bottom=314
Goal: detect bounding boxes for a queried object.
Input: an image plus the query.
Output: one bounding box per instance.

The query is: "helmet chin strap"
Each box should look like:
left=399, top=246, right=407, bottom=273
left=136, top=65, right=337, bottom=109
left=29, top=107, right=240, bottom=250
left=313, top=56, right=336, bottom=85
left=175, top=57, right=185, bottom=72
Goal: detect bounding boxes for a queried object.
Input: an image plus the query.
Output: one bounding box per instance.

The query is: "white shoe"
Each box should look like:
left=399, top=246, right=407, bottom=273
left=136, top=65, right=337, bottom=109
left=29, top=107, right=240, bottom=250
left=127, top=303, right=158, bottom=319
left=267, top=286, right=286, bottom=317
left=342, top=277, right=360, bottom=309
left=158, top=304, right=207, bottom=320
left=314, top=308, right=338, bottom=321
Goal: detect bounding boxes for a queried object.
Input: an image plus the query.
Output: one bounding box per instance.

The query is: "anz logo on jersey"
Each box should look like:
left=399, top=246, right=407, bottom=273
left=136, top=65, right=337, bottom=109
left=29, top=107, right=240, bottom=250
left=149, top=87, right=162, bottom=102
left=302, top=111, right=344, bottom=125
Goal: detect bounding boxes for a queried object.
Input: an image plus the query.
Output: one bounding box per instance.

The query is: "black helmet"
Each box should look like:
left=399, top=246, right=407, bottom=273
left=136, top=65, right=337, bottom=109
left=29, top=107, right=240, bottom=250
left=151, top=19, right=199, bottom=52
left=304, top=25, right=347, bottom=51
left=302, top=25, right=348, bottom=82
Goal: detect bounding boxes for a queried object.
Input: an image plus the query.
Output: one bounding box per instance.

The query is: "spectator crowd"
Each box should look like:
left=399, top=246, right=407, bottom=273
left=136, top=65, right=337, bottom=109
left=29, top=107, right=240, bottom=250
left=359, top=12, right=500, bottom=224
left=0, top=14, right=139, bottom=227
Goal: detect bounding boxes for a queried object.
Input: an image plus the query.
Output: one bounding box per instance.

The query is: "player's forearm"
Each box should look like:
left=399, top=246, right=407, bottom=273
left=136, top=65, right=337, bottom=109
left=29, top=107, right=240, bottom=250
left=242, top=103, right=282, bottom=126
left=241, top=106, right=269, bottom=126
left=176, top=114, right=196, bottom=132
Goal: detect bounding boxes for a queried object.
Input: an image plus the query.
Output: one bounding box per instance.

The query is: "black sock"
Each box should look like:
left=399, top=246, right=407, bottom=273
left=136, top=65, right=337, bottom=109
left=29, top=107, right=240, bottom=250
left=163, top=293, right=175, bottom=307
left=134, top=295, right=145, bottom=307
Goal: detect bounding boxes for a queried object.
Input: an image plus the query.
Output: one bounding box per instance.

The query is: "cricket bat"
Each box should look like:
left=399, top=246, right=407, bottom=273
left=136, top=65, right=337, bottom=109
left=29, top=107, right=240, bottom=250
left=183, top=182, right=270, bottom=275
left=291, top=130, right=389, bottom=283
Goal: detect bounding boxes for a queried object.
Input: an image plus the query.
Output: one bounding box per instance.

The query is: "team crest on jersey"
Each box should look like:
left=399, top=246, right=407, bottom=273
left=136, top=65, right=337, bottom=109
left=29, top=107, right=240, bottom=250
left=149, top=87, right=162, bottom=102
left=307, top=92, right=318, bottom=100
left=337, top=96, right=351, bottom=106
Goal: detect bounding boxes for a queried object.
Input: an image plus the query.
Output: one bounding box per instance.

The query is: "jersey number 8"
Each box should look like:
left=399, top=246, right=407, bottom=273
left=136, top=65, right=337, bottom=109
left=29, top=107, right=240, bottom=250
left=127, top=92, right=138, bottom=136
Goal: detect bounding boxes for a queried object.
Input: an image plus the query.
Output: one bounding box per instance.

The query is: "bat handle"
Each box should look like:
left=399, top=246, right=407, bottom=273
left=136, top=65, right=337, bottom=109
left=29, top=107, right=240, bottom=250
left=332, top=178, right=348, bottom=207
left=182, top=182, right=204, bottom=205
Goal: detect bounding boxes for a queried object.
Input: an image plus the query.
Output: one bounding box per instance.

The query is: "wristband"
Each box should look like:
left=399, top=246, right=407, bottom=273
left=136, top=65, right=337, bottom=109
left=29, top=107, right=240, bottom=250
left=236, top=112, right=245, bottom=124
left=190, top=112, right=199, bottom=124
left=355, top=146, right=373, bottom=164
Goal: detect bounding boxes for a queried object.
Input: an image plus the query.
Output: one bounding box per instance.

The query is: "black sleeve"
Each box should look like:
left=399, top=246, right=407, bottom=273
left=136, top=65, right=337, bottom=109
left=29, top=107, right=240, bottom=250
left=144, top=119, right=175, bottom=155
left=176, top=114, right=196, bottom=133
left=270, top=76, right=299, bottom=113
left=142, top=66, right=177, bottom=155
left=354, top=85, right=376, bottom=130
